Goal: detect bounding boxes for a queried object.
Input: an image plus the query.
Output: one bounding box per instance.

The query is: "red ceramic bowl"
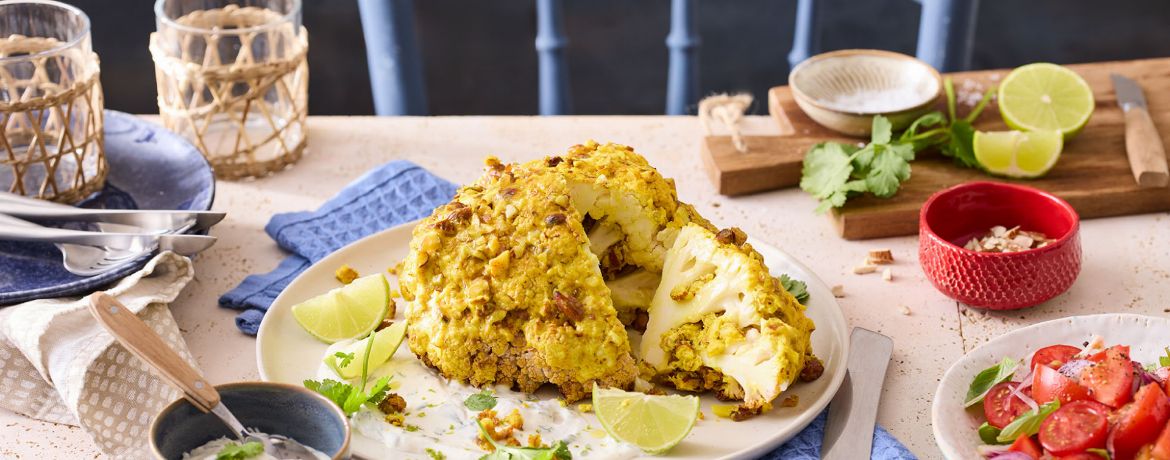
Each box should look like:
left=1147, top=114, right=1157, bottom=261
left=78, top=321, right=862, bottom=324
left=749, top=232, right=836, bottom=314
left=919, top=182, right=1082, bottom=310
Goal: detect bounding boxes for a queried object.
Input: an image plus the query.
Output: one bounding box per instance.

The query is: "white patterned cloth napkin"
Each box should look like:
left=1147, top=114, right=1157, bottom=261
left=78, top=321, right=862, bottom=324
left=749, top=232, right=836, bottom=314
left=0, top=252, right=198, bottom=458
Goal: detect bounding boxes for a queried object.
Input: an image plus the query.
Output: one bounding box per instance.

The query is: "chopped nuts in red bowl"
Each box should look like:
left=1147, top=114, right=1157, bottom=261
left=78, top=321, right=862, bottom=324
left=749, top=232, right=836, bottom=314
left=918, top=181, right=1082, bottom=310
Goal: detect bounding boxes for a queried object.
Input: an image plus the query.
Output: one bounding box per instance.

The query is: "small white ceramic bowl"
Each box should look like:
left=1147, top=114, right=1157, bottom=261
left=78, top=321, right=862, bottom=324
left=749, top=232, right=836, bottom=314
left=789, top=49, right=942, bottom=137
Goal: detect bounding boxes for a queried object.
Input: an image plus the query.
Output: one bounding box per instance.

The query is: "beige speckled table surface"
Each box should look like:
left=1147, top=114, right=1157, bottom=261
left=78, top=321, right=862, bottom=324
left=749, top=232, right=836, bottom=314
left=3, top=115, right=1169, bottom=459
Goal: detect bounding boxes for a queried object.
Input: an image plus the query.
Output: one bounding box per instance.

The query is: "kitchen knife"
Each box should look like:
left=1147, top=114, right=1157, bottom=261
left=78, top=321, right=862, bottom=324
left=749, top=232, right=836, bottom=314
left=1112, top=74, right=1170, bottom=188
left=821, top=328, right=894, bottom=460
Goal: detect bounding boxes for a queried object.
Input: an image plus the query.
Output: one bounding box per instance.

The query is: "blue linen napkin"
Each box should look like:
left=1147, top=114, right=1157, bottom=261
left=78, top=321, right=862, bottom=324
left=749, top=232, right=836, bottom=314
left=763, top=409, right=916, bottom=459
left=219, top=161, right=916, bottom=459
left=219, top=161, right=459, bottom=334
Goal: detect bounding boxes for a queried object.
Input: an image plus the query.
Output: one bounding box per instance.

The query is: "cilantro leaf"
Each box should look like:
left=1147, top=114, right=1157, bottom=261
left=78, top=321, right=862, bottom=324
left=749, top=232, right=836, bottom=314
left=465, top=389, right=498, bottom=411
left=333, top=352, right=355, bottom=368
left=964, top=357, right=1019, bottom=407
left=941, top=120, right=980, bottom=168
left=426, top=448, right=447, bottom=460
left=305, top=331, right=393, bottom=417
left=475, top=420, right=572, bottom=460
left=779, top=274, right=809, bottom=304
left=801, top=142, right=856, bottom=200
left=1160, top=347, right=1170, bottom=368
left=216, top=440, right=264, bottom=460
left=304, top=378, right=355, bottom=411
left=996, top=400, right=1060, bottom=443
left=863, top=145, right=912, bottom=198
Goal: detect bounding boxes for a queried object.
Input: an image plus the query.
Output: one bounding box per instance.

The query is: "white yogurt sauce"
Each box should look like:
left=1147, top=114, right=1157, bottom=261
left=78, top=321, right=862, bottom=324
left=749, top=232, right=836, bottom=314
left=181, top=436, right=330, bottom=460
left=318, top=341, right=641, bottom=460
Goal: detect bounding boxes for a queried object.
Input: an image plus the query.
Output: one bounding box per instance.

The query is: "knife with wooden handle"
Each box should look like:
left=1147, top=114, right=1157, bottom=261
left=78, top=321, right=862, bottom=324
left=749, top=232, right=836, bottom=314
left=821, top=328, right=894, bottom=460
left=1112, top=74, right=1170, bottom=188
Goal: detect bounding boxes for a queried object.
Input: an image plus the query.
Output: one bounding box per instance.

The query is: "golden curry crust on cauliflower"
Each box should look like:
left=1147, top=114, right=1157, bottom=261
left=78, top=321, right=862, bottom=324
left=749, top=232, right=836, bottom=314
left=518, top=141, right=713, bottom=276
left=640, top=224, right=817, bottom=411
left=517, top=141, right=713, bottom=325
left=399, top=158, right=636, bottom=402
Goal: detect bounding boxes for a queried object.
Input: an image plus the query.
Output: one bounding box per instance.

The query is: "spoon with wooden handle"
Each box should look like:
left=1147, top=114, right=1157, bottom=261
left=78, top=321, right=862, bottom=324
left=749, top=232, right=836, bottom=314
left=88, top=293, right=319, bottom=459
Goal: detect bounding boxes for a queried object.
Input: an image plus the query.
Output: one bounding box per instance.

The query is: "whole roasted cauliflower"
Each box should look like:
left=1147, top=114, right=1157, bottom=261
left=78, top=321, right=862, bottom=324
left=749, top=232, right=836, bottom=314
left=399, top=141, right=818, bottom=411
left=640, top=224, right=817, bottom=412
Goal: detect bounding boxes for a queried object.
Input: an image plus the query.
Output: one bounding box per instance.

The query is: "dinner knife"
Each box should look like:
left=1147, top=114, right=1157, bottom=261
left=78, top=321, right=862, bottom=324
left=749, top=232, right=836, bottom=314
left=0, top=191, right=226, bottom=232
left=821, top=328, right=894, bottom=460
left=1111, top=74, right=1170, bottom=188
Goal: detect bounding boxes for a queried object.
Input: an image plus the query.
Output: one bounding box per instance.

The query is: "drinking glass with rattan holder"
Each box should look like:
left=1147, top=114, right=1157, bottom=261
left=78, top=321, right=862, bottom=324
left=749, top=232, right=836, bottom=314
left=151, top=0, right=307, bottom=180
left=0, top=0, right=105, bottom=203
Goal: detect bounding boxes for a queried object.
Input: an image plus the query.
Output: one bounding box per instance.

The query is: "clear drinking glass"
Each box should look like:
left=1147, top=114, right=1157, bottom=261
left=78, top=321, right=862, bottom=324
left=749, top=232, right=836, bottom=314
left=0, top=0, right=105, bottom=202
left=152, top=0, right=307, bottom=179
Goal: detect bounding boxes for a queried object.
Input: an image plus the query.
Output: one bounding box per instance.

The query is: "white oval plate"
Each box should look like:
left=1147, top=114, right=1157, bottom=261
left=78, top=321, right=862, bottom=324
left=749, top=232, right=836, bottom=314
left=932, top=314, right=1170, bottom=459
left=257, top=220, right=849, bottom=459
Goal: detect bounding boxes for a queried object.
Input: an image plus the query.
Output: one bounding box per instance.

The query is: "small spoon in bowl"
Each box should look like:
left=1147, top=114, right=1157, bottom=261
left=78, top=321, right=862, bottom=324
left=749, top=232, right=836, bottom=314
left=88, top=293, right=320, bottom=459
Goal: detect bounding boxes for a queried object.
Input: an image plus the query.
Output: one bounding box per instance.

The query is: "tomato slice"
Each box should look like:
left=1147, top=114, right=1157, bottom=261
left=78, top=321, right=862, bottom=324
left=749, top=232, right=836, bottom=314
left=1151, top=420, right=1170, bottom=460
left=1006, top=434, right=1043, bottom=458
left=1033, top=344, right=1083, bottom=370
left=1109, top=383, right=1170, bottom=460
left=1056, top=454, right=1108, bottom=460
left=984, top=381, right=1033, bottom=429
left=1038, top=400, right=1109, bottom=455
left=1034, top=363, right=1093, bottom=405
left=1081, top=345, right=1135, bottom=408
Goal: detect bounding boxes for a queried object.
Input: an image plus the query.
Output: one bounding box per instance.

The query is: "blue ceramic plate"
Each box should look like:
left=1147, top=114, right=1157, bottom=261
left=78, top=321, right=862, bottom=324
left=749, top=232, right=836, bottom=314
left=0, top=111, right=215, bottom=305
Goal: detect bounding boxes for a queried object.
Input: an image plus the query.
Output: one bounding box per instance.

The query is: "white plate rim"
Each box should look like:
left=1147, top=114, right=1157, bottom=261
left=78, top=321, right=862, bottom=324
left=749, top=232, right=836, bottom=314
left=257, top=219, right=850, bottom=459
left=931, top=313, right=1170, bottom=459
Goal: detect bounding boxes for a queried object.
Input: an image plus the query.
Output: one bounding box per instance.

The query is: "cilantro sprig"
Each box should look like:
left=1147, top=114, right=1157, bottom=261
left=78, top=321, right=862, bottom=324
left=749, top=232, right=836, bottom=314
left=800, top=77, right=995, bottom=212
left=779, top=274, right=809, bottom=304
left=215, top=441, right=264, bottom=460
left=464, top=389, right=498, bottom=411
left=475, top=419, right=572, bottom=460
left=304, top=332, right=392, bottom=416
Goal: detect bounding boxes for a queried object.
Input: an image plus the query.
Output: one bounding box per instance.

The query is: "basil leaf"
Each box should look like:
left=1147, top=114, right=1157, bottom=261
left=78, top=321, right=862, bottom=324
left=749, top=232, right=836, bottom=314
left=1086, top=447, right=1110, bottom=459
left=996, top=400, right=1060, bottom=443
left=465, top=389, right=498, bottom=411
left=964, top=357, right=1019, bottom=407
left=977, top=422, right=1003, bottom=445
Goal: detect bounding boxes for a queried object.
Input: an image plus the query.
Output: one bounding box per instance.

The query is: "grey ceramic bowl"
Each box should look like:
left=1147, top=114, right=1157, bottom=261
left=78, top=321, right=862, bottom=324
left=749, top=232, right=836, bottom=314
left=150, top=382, right=350, bottom=460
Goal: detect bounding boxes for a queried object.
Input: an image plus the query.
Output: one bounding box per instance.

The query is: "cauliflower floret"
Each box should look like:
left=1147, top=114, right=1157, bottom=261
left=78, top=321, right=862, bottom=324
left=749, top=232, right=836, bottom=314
left=520, top=141, right=713, bottom=278
left=640, top=224, right=816, bottom=410
left=605, top=269, right=660, bottom=326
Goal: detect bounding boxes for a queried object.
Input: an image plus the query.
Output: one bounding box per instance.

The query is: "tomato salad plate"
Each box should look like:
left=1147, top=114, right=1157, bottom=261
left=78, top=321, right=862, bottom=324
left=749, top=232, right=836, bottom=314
left=933, top=314, right=1170, bottom=460
left=256, top=219, right=848, bottom=460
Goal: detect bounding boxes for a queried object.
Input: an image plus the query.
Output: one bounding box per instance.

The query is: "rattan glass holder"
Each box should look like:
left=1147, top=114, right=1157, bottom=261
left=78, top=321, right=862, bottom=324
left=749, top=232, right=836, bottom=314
left=151, top=5, right=308, bottom=180
left=0, top=38, right=106, bottom=203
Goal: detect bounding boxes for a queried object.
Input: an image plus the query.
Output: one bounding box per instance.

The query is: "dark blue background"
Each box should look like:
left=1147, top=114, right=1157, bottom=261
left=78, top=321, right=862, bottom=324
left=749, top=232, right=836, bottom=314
left=73, top=0, right=1170, bottom=115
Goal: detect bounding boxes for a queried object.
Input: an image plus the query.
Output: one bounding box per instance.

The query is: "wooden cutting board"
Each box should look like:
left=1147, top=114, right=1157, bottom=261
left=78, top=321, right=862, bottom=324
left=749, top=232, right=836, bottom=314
left=737, top=57, right=1170, bottom=240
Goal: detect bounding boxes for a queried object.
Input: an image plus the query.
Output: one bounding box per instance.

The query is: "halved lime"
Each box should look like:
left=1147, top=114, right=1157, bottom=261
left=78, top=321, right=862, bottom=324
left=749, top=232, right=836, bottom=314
left=292, top=274, right=389, bottom=343
left=974, top=130, right=1063, bottom=178
left=998, top=63, right=1094, bottom=140
left=592, top=384, right=699, bottom=454
left=325, top=320, right=406, bottom=379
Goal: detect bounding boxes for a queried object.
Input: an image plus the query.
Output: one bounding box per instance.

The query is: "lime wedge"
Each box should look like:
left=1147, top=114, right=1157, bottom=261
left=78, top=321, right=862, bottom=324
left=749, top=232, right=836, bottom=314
left=998, top=63, right=1094, bottom=140
left=292, top=274, right=389, bottom=343
left=974, top=130, right=1063, bottom=178
left=592, top=384, right=699, bottom=454
left=325, top=320, right=407, bottom=379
